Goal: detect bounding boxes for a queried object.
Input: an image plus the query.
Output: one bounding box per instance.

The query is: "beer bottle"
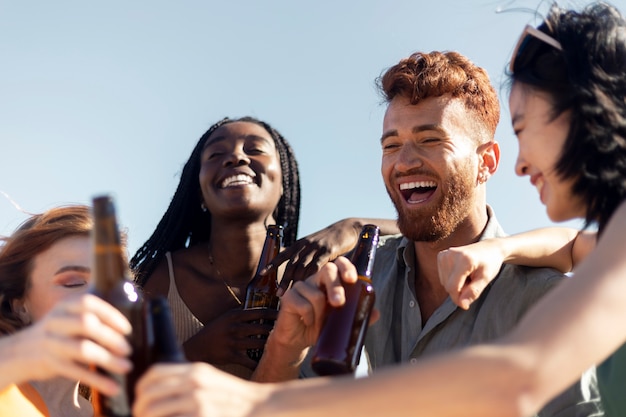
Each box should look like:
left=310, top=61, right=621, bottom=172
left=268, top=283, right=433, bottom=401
left=149, top=296, right=187, bottom=364
left=311, top=224, right=379, bottom=376
left=89, top=195, right=149, bottom=417
left=243, top=224, right=283, bottom=361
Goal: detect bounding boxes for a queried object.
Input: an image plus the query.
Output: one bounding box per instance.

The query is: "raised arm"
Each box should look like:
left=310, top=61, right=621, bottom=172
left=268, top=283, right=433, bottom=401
left=267, top=218, right=398, bottom=294
left=438, top=227, right=596, bottom=309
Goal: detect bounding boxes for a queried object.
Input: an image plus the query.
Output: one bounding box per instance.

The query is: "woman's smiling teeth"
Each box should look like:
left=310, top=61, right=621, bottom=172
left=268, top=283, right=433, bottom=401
left=221, top=174, right=254, bottom=188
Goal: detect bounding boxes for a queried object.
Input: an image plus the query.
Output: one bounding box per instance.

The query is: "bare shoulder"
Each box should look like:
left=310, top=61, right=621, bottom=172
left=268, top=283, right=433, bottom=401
left=142, top=256, right=171, bottom=298
left=143, top=246, right=207, bottom=297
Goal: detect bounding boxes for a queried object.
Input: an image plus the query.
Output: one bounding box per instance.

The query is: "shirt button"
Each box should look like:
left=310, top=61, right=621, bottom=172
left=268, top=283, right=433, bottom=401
left=410, top=358, right=418, bottom=365
left=409, top=300, right=416, bottom=308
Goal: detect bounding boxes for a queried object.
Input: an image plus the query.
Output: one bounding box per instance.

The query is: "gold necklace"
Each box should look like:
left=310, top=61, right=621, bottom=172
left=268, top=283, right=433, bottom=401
left=207, top=245, right=243, bottom=305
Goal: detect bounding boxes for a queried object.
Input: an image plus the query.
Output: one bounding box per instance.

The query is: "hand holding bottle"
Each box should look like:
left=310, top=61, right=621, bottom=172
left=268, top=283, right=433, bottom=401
left=243, top=225, right=283, bottom=361
left=252, top=255, right=380, bottom=382
left=134, top=362, right=270, bottom=417
left=0, top=293, right=132, bottom=396
left=182, top=307, right=277, bottom=369
left=89, top=195, right=148, bottom=416
left=311, top=224, right=378, bottom=375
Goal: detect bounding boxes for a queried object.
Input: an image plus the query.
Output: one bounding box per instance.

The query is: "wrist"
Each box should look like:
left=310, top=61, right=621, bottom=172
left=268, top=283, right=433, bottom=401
left=349, top=218, right=364, bottom=235
left=182, top=332, right=210, bottom=362
left=265, top=331, right=309, bottom=367
left=251, top=332, right=308, bottom=383
left=488, top=237, right=511, bottom=263
left=0, top=329, right=32, bottom=386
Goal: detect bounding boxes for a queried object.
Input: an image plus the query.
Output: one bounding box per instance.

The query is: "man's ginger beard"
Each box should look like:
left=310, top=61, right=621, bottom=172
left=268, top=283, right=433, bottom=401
left=387, top=162, right=476, bottom=242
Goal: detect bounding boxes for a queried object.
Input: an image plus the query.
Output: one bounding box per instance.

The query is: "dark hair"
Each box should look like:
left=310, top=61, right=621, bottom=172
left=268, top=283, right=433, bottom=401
left=376, top=50, right=501, bottom=141
left=0, top=205, right=93, bottom=334
left=509, top=2, right=626, bottom=233
left=131, top=116, right=301, bottom=287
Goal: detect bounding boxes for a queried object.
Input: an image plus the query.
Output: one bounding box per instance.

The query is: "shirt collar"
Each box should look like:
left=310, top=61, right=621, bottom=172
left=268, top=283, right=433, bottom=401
left=394, top=205, right=504, bottom=266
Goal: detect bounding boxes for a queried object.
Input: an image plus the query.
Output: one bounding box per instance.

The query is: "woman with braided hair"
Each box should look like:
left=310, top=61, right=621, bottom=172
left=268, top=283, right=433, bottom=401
left=129, top=116, right=299, bottom=379
left=131, top=116, right=397, bottom=379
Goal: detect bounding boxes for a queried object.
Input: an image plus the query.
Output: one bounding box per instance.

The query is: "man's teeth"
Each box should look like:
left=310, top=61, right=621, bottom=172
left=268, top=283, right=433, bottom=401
left=399, top=180, right=436, bottom=190
left=221, top=174, right=253, bottom=188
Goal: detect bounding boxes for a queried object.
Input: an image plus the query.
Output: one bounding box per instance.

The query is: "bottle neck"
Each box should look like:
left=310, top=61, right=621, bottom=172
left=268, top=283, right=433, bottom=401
left=350, top=226, right=379, bottom=279
left=253, top=226, right=283, bottom=275
left=91, top=200, right=130, bottom=295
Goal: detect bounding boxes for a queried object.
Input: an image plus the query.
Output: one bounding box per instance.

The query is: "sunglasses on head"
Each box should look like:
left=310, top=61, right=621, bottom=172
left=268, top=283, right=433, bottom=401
left=509, top=24, right=563, bottom=72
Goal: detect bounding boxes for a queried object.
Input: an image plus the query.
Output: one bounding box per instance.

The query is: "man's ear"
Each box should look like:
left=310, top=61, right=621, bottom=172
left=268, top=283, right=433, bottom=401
left=477, top=140, right=500, bottom=183
left=10, top=298, right=31, bottom=325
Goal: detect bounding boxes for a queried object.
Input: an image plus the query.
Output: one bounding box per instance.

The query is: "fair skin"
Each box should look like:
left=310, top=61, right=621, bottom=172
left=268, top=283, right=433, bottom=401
left=134, top=83, right=626, bottom=417
left=248, top=94, right=500, bottom=382
left=0, top=236, right=132, bottom=397
left=438, top=227, right=596, bottom=309
left=13, top=236, right=91, bottom=322
left=380, top=95, right=498, bottom=320
left=437, top=84, right=594, bottom=308
left=510, top=85, right=584, bottom=221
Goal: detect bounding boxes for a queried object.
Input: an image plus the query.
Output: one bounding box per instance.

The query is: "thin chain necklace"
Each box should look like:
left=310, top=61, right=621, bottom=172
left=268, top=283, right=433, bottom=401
left=207, top=245, right=243, bottom=305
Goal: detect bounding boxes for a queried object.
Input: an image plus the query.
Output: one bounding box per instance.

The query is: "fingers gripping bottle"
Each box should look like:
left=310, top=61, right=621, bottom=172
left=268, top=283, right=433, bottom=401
left=243, top=224, right=283, bottom=361
left=311, top=224, right=379, bottom=376
left=89, top=195, right=151, bottom=417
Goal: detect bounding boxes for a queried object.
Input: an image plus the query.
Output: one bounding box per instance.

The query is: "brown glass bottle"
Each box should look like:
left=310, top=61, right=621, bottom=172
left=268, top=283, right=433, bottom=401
left=310, top=224, right=379, bottom=376
left=243, top=224, right=283, bottom=361
left=149, top=296, right=187, bottom=364
left=89, top=195, right=150, bottom=417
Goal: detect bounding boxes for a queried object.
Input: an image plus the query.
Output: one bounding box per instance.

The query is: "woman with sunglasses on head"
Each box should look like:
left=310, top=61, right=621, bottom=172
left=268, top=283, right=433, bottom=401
left=133, top=2, right=626, bottom=416
left=0, top=205, right=132, bottom=417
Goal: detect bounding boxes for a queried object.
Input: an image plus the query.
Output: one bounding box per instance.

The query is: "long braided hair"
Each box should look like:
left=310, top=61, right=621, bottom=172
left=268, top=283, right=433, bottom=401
left=131, top=117, right=300, bottom=287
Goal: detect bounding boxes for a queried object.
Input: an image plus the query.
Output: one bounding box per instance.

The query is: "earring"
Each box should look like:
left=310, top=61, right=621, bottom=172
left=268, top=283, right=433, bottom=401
left=201, top=202, right=208, bottom=212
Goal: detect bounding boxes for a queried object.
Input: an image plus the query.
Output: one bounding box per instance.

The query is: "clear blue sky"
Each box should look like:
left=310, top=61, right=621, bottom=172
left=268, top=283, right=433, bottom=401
left=2, top=0, right=614, bottom=255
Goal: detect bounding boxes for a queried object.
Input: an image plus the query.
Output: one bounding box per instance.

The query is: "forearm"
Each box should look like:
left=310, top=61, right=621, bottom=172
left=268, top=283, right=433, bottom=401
left=345, top=218, right=399, bottom=237
left=251, top=335, right=308, bottom=382
left=497, top=227, right=580, bottom=272
left=253, top=345, right=536, bottom=417
left=182, top=332, right=208, bottom=362
left=501, top=207, right=626, bottom=408
left=0, top=331, right=30, bottom=389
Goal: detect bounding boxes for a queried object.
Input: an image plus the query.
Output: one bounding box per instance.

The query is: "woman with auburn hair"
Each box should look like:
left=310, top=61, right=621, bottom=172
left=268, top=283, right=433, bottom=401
left=0, top=205, right=132, bottom=417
